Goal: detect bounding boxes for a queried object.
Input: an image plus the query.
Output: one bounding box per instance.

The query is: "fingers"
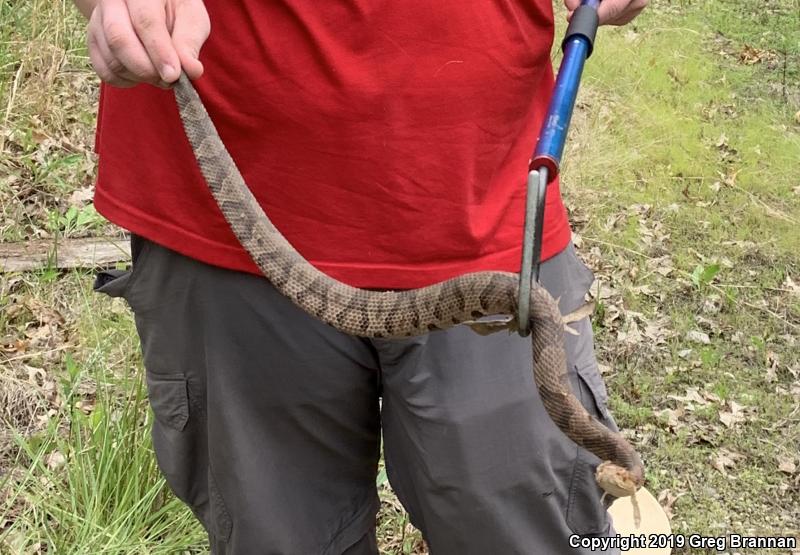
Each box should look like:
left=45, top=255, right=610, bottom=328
left=565, top=0, right=648, bottom=25
left=605, top=1, right=647, bottom=25
left=597, top=0, right=648, bottom=26
left=86, top=0, right=209, bottom=88
left=95, top=0, right=169, bottom=86
left=170, top=0, right=210, bottom=81
left=88, top=7, right=141, bottom=87
left=127, top=0, right=181, bottom=82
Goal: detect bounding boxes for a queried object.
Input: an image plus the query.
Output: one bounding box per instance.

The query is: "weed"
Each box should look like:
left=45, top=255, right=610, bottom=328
left=48, top=204, right=105, bottom=238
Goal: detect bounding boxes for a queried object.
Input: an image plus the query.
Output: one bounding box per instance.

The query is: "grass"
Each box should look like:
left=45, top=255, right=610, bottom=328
left=561, top=0, right=800, bottom=545
left=1, top=0, right=799, bottom=553
left=1, top=273, right=206, bottom=554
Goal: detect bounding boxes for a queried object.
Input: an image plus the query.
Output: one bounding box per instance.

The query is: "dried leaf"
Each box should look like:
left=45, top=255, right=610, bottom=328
left=711, top=448, right=744, bottom=476
left=668, top=387, right=708, bottom=406
left=44, top=451, right=66, bottom=471
left=75, top=399, right=96, bottom=415
left=739, top=45, right=775, bottom=65
left=603, top=304, right=622, bottom=327
left=686, top=330, right=710, bottom=344
left=659, top=407, right=685, bottom=430
left=766, top=365, right=778, bottom=383
left=704, top=391, right=721, bottom=403
left=646, top=255, right=674, bottom=277
left=785, top=275, right=800, bottom=297
left=657, top=489, right=685, bottom=520
left=25, top=365, right=46, bottom=385
left=618, top=319, right=642, bottom=344
left=642, top=317, right=671, bottom=344
left=589, top=279, right=616, bottom=300
left=719, top=401, right=746, bottom=428
left=67, top=186, right=94, bottom=208
left=23, top=298, right=65, bottom=326
left=778, top=456, right=797, bottom=475
left=630, top=284, right=655, bottom=296
left=702, top=297, right=722, bottom=314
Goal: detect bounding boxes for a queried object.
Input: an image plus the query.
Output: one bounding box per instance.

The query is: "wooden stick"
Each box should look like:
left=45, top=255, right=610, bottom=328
left=0, top=236, right=131, bottom=272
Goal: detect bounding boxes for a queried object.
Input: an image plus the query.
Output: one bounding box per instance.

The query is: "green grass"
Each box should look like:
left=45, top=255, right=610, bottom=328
left=2, top=1, right=799, bottom=553
left=0, top=0, right=99, bottom=243
left=559, top=1, right=799, bottom=545
left=0, top=273, right=208, bottom=553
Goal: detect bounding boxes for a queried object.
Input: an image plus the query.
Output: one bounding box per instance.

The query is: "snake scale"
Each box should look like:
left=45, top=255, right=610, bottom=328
left=172, top=73, right=645, bottom=502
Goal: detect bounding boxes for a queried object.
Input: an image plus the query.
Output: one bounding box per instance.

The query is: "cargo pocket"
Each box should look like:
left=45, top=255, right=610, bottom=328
left=146, top=372, right=190, bottom=431
left=566, top=358, right=617, bottom=535
left=146, top=372, right=232, bottom=543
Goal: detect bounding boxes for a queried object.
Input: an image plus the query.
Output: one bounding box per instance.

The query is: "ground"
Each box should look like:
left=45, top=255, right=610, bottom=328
left=1, top=1, right=798, bottom=553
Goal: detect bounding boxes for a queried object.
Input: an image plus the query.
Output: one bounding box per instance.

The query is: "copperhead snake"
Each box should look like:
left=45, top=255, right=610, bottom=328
left=171, top=73, right=645, bottom=513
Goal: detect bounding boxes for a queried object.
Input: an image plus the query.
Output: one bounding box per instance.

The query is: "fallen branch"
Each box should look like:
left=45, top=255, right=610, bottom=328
left=0, top=236, right=130, bottom=273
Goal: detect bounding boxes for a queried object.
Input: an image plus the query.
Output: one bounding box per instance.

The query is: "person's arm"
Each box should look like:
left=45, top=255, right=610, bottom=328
left=564, top=0, right=648, bottom=26
left=73, top=0, right=209, bottom=88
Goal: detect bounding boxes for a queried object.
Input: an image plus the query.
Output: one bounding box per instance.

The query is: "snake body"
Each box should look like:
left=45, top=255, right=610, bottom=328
left=172, top=74, right=645, bottom=497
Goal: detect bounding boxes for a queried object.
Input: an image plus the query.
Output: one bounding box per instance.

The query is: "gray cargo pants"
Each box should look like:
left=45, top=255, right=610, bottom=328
left=95, top=236, right=620, bottom=555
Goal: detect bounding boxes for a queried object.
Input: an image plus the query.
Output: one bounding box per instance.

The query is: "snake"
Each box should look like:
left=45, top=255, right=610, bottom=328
left=171, top=73, right=645, bottom=505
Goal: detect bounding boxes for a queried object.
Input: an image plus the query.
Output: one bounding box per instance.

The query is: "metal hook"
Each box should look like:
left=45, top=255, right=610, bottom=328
left=517, top=167, right=548, bottom=336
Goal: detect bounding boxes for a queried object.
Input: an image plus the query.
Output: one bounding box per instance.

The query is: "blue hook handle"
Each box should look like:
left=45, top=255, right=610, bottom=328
left=517, top=0, right=600, bottom=336
left=530, top=0, right=600, bottom=177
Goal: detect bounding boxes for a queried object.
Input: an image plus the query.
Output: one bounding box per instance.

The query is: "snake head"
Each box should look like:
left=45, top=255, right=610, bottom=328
left=595, top=461, right=643, bottom=497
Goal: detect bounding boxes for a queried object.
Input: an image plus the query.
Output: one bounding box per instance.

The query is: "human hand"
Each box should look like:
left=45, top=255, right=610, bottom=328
left=563, top=0, right=648, bottom=26
left=86, top=0, right=210, bottom=88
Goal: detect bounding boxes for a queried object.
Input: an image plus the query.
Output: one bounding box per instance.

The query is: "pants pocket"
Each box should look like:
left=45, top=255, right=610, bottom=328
left=146, top=372, right=190, bottom=431
left=93, top=269, right=132, bottom=298
left=93, top=234, right=153, bottom=311
left=576, top=361, right=618, bottom=429
left=566, top=357, right=618, bottom=535
left=146, top=371, right=232, bottom=543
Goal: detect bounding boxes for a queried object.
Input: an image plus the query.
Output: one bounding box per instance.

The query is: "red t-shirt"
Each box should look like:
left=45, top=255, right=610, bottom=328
left=94, top=1, right=571, bottom=289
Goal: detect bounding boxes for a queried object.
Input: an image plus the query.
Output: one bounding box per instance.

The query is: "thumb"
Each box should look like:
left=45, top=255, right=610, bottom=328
left=171, top=0, right=210, bottom=80
left=563, top=0, right=580, bottom=21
